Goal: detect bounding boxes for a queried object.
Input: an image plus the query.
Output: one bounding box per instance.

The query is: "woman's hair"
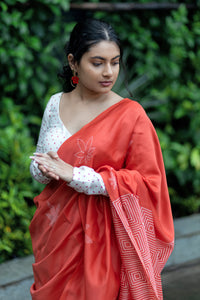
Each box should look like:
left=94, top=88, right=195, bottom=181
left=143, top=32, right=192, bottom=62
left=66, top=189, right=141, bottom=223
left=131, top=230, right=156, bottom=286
left=58, top=18, right=122, bottom=92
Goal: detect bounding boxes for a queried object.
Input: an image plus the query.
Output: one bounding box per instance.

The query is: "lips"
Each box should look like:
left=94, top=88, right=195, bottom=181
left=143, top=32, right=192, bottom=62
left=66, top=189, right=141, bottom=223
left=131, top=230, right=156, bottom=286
left=100, top=81, right=113, bottom=87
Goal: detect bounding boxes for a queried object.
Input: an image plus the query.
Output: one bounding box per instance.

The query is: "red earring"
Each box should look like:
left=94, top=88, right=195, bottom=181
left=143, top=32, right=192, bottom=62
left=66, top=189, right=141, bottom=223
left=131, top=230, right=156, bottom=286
left=71, top=71, right=79, bottom=87
left=71, top=75, right=79, bottom=84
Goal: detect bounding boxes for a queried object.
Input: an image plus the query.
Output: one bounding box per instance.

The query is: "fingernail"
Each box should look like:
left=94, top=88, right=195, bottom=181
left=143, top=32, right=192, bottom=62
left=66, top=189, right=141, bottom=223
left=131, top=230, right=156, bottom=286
left=34, top=159, right=40, bottom=164
left=29, top=156, right=35, bottom=159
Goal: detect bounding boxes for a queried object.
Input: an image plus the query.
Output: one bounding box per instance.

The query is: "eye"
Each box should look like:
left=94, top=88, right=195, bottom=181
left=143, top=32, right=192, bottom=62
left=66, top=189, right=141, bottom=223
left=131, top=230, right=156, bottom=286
left=112, top=61, right=120, bottom=66
left=92, top=62, right=102, bottom=67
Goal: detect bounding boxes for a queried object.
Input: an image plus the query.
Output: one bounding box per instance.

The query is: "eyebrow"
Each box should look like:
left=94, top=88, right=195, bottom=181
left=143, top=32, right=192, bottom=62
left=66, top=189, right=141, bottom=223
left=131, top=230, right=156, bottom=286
left=90, top=55, right=120, bottom=60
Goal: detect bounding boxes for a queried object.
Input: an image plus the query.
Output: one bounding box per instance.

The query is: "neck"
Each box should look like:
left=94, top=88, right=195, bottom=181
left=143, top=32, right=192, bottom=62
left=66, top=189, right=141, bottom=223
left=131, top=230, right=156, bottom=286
left=71, top=86, right=113, bottom=104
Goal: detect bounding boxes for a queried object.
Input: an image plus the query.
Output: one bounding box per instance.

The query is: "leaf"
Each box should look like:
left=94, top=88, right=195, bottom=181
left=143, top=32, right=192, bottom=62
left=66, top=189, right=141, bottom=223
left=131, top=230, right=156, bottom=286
left=191, top=148, right=200, bottom=170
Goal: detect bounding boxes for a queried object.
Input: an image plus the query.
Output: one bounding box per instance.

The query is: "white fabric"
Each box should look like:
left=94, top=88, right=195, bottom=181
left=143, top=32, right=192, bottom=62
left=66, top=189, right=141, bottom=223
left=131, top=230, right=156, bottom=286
left=68, top=166, right=108, bottom=196
left=30, top=92, right=108, bottom=195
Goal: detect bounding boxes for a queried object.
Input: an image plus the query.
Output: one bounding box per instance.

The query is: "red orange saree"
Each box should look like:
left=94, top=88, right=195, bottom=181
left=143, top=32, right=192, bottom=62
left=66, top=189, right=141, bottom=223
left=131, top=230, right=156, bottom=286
left=30, top=98, right=174, bottom=300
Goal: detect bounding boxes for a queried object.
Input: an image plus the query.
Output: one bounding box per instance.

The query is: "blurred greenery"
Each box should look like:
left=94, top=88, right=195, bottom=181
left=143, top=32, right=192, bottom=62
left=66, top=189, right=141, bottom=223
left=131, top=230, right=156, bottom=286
left=0, top=0, right=200, bottom=262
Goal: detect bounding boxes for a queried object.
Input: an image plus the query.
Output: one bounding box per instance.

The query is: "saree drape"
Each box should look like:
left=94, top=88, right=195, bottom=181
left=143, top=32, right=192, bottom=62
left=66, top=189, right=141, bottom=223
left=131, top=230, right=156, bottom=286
left=29, top=98, right=174, bottom=300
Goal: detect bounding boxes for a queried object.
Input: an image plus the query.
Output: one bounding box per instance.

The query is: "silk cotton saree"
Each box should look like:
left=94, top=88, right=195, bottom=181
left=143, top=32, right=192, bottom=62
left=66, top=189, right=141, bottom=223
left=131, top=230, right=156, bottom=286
left=29, top=98, right=174, bottom=300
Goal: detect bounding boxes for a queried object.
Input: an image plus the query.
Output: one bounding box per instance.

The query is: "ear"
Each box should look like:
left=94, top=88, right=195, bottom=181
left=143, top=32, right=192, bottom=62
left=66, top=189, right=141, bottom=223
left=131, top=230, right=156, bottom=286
left=68, top=54, right=78, bottom=72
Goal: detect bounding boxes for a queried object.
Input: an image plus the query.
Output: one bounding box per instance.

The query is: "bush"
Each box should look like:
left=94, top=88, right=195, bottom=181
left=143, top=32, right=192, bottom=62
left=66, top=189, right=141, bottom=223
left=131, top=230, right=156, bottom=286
left=0, top=98, right=37, bottom=262
left=0, top=0, right=73, bottom=262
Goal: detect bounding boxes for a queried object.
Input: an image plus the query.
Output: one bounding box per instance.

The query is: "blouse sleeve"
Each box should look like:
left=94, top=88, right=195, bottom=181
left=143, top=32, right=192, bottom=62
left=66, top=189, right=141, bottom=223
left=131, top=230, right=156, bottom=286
left=30, top=101, right=51, bottom=184
left=68, top=166, right=108, bottom=196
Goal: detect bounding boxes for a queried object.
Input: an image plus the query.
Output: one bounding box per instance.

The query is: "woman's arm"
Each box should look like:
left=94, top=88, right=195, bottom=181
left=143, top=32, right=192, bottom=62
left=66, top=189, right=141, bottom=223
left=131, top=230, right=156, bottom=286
left=30, top=152, right=108, bottom=196
left=30, top=100, right=52, bottom=184
left=30, top=93, right=107, bottom=193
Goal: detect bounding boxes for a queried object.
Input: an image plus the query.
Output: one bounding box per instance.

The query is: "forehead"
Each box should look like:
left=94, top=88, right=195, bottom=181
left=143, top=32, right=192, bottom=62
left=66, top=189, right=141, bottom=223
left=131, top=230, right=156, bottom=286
left=86, top=41, right=120, bottom=57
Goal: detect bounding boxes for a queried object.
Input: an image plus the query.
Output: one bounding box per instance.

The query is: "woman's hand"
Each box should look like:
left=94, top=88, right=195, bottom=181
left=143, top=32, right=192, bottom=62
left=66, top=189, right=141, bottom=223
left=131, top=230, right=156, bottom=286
left=30, top=151, right=73, bottom=182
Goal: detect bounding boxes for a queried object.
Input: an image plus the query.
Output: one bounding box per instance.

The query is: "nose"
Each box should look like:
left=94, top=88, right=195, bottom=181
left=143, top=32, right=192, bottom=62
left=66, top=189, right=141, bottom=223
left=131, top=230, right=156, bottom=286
left=102, top=63, right=113, bottom=77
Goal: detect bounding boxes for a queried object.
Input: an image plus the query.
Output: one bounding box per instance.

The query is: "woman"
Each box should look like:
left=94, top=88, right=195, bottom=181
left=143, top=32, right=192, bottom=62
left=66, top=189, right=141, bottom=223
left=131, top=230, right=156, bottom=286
left=29, top=19, right=174, bottom=300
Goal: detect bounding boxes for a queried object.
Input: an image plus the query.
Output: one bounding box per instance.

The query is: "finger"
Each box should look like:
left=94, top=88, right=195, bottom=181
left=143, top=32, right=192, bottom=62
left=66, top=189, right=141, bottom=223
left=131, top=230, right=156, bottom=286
left=48, top=151, right=59, bottom=160
left=38, top=165, right=45, bottom=172
left=29, top=155, right=37, bottom=160
left=41, top=164, right=56, bottom=174
left=30, top=156, right=50, bottom=170
left=46, top=172, right=60, bottom=180
left=33, top=156, right=50, bottom=166
left=38, top=165, right=51, bottom=177
left=30, top=156, right=46, bottom=165
left=38, top=165, right=48, bottom=173
left=39, top=164, right=57, bottom=178
left=33, top=152, right=43, bottom=157
left=33, top=152, right=49, bottom=159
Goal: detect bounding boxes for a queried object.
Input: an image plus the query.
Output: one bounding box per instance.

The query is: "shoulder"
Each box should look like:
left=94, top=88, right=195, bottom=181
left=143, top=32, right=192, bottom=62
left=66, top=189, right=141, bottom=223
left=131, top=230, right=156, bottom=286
left=121, top=98, right=155, bottom=130
left=47, top=91, right=63, bottom=106
left=122, top=98, right=148, bottom=117
left=44, top=92, right=63, bottom=112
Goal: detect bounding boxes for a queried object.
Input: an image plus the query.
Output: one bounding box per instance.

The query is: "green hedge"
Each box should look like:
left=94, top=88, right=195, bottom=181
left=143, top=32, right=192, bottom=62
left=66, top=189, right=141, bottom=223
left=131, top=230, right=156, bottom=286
left=0, top=0, right=200, bottom=262
left=0, top=0, right=73, bottom=262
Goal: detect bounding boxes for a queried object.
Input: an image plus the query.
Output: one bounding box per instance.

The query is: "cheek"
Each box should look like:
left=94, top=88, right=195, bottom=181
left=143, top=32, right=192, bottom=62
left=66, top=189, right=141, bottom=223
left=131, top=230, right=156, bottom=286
left=115, top=67, right=120, bottom=76
left=112, top=66, right=120, bottom=80
left=79, top=67, right=100, bottom=82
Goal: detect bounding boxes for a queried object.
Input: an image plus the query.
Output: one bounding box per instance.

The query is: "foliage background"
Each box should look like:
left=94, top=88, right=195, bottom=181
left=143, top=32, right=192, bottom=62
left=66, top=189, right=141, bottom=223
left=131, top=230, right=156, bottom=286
left=0, top=0, right=200, bottom=262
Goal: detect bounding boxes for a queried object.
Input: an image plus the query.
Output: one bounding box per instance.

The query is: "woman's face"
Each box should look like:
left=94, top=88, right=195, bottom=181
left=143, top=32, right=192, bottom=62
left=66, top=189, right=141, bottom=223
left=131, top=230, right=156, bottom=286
left=75, top=41, right=120, bottom=95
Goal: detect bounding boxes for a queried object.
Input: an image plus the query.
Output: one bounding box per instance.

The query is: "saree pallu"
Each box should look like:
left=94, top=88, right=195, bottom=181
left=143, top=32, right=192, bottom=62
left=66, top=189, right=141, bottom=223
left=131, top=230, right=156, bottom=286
left=29, top=99, right=174, bottom=300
